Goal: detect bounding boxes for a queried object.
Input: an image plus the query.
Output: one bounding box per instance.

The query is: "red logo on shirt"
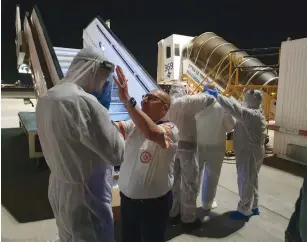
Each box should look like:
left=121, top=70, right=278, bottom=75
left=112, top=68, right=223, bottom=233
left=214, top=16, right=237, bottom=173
left=140, top=151, right=152, bottom=163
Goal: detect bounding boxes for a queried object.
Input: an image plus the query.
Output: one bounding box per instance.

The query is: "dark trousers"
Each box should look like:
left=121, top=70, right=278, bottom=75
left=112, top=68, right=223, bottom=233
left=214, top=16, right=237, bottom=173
left=120, top=191, right=172, bottom=242
left=285, top=176, right=307, bottom=242
left=286, top=187, right=303, bottom=242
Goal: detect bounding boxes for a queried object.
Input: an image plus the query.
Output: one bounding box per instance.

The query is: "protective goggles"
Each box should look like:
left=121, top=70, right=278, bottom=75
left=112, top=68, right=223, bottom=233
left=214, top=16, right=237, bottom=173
left=142, top=94, right=166, bottom=104
left=101, top=61, right=115, bottom=73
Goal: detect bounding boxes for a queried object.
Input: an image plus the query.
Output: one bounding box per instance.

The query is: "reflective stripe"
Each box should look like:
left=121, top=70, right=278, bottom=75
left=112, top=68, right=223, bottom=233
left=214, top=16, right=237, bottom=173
left=118, top=121, right=126, bottom=138
left=160, top=125, right=171, bottom=148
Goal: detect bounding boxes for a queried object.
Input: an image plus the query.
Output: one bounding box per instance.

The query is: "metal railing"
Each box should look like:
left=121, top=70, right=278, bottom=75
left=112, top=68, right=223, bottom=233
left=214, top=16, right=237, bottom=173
left=181, top=47, right=280, bottom=122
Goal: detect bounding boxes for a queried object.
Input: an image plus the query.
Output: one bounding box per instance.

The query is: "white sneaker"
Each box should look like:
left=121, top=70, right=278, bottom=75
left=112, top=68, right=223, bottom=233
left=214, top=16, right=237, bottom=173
left=202, top=200, right=218, bottom=210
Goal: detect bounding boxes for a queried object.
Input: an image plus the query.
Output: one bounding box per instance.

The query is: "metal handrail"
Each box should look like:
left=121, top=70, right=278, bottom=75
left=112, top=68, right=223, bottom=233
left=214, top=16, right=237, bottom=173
left=189, top=52, right=232, bottom=94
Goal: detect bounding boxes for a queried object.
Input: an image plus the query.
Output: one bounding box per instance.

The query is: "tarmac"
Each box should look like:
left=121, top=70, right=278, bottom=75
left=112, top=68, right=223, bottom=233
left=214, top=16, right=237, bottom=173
left=1, top=98, right=305, bottom=242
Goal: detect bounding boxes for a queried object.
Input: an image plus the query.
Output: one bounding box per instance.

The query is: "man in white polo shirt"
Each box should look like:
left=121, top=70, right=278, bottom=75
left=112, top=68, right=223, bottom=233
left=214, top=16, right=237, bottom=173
left=113, top=66, right=179, bottom=242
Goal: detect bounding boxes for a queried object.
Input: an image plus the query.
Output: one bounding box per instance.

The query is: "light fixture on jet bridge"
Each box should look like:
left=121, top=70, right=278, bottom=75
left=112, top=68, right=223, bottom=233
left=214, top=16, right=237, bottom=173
left=105, top=19, right=111, bottom=28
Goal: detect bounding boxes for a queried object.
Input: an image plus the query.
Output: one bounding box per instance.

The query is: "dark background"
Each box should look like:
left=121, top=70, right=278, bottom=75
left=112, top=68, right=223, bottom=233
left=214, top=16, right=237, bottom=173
left=1, top=0, right=306, bottom=83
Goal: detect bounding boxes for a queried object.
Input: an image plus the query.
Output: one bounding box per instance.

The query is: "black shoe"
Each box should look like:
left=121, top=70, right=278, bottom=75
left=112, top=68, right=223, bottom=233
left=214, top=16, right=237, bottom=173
left=182, top=218, right=202, bottom=231
left=169, top=215, right=181, bottom=225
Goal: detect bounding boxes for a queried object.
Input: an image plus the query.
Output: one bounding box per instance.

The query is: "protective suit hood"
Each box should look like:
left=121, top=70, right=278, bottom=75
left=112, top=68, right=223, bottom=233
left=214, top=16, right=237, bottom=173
left=243, top=89, right=262, bottom=109
left=169, top=83, right=187, bottom=99
left=63, top=47, right=114, bottom=94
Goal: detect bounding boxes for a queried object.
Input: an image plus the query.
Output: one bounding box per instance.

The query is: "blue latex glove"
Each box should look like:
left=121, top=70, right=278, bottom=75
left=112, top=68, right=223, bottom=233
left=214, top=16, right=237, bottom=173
left=203, top=87, right=218, bottom=98
left=92, top=81, right=112, bottom=110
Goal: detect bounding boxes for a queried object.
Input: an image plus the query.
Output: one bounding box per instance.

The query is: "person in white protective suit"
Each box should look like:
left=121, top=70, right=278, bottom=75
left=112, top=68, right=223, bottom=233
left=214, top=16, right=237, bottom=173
left=36, top=47, right=125, bottom=242
left=196, top=88, right=236, bottom=210
left=167, top=82, right=215, bottom=228
left=204, top=84, right=266, bottom=220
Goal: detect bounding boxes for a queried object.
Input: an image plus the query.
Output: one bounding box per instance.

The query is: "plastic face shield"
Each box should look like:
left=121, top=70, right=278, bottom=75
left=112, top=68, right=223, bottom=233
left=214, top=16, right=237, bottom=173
left=101, top=61, right=115, bottom=73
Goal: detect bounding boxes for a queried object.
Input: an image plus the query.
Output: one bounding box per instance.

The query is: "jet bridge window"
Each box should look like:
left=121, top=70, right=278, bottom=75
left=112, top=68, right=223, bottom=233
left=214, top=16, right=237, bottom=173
left=166, top=46, right=171, bottom=59
left=175, top=44, right=180, bottom=56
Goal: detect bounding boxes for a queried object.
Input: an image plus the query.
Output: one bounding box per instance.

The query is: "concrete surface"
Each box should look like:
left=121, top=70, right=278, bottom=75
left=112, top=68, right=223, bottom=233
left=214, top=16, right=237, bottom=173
left=1, top=98, right=305, bottom=242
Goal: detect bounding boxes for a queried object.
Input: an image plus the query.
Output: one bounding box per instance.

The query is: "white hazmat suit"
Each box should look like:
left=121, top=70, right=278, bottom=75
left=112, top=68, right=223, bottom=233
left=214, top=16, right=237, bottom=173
left=167, top=83, right=215, bottom=223
left=196, top=98, right=235, bottom=210
left=36, top=47, right=125, bottom=241
left=216, top=90, right=266, bottom=217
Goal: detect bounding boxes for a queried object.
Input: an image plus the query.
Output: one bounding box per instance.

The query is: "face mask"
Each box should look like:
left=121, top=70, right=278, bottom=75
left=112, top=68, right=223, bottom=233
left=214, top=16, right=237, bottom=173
left=92, top=80, right=112, bottom=110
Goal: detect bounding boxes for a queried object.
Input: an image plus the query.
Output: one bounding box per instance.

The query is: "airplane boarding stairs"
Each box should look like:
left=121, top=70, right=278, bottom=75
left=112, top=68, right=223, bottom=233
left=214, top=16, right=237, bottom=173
left=53, top=47, right=80, bottom=77
left=19, top=5, right=159, bottom=122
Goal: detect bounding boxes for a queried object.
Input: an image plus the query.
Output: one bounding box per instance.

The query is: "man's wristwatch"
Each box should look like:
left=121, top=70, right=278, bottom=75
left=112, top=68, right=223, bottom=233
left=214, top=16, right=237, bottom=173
left=124, top=97, right=137, bottom=109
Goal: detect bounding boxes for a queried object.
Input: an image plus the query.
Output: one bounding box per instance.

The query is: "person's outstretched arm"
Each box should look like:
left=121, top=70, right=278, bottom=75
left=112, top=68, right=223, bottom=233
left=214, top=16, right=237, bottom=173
left=113, top=66, right=171, bottom=148
left=216, top=95, right=246, bottom=122
left=171, top=93, right=215, bottom=115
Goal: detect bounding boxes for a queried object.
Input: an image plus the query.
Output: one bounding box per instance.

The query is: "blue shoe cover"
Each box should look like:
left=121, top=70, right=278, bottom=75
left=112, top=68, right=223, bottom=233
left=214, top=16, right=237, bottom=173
left=252, top=208, right=260, bottom=215
left=230, top=211, right=250, bottom=220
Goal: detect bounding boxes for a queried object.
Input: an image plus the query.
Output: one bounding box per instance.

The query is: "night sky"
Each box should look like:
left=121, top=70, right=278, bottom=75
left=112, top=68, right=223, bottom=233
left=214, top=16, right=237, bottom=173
left=1, top=0, right=306, bottom=83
